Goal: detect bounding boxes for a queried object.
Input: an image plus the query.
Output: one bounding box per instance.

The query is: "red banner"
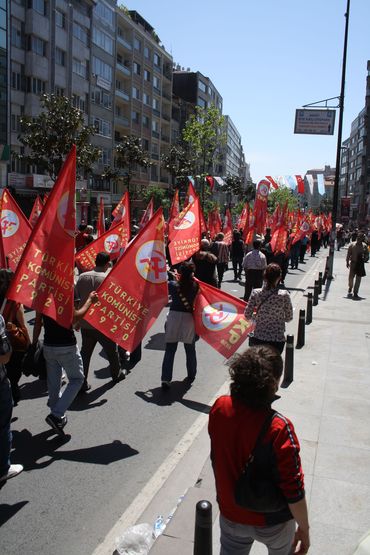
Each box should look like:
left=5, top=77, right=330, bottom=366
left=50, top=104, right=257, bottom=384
left=75, top=219, right=130, bottom=271
left=84, top=209, right=168, bottom=352
left=97, top=197, right=105, bottom=237
left=168, top=189, right=180, bottom=222
left=270, top=226, right=288, bottom=254
left=194, top=280, right=254, bottom=358
left=0, top=188, right=32, bottom=271
left=29, top=196, right=43, bottom=228
left=253, top=179, right=270, bottom=234
left=266, top=176, right=279, bottom=190
left=237, top=202, right=249, bottom=231
left=168, top=197, right=201, bottom=264
left=184, top=182, right=197, bottom=208
left=7, top=146, right=76, bottom=327
left=292, top=218, right=310, bottom=244
left=139, top=197, right=154, bottom=228
left=206, top=175, right=215, bottom=192
left=111, top=191, right=130, bottom=229
left=208, top=209, right=222, bottom=239
left=222, top=208, right=233, bottom=245
left=295, top=175, right=305, bottom=194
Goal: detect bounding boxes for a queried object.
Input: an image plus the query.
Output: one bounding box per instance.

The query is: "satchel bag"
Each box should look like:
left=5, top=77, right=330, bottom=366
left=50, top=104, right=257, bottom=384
left=22, top=340, right=47, bottom=379
left=3, top=302, right=29, bottom=352
left=234, top=411, right=287, bottom=513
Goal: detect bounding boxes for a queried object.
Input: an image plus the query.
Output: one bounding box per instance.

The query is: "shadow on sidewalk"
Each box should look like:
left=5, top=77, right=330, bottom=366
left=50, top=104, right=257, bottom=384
left=0, top=501, right=29, bottom=526
left=135, top=381, right=211, bottom=414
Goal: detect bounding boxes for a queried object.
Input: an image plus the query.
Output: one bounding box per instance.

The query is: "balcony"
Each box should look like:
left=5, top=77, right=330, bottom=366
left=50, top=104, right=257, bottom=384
left=153, top=108, right=160, bottom=117
left=162, top=90, right=171, bottom=102
left=152, top=130, right=160, bottom=139
left=161, top=134, right=170, bottom=143
left=115, top=115, right=130, bottom=127
left=116, top=62, right=131, bottom=76
left=117, top=36, right=132, bottom=50
left=151, top=153, right=159, bottom=160
left=115, top=89, right=130, bottom=101
left=162, top=112, right=170, bottom=122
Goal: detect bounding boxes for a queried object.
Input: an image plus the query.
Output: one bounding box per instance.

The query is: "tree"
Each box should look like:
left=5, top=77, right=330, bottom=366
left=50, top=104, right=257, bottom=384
left=160, top=144, right=195, bottom=189
left=140, top=185, right=170, bottom=212
left=182, top=105, right=226, bottom=203
left=17, top=94, right=100, bottom=180
left=115, top=135, right=151, bottom=194
left=268, top=187, right=298, bottom=213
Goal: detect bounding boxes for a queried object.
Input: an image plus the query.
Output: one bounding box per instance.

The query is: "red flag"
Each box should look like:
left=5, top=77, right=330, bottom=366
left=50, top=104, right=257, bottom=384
left=292, top=217, right=310, bottom=244
left=111, top=191, right=130, bottom=228
left=243, top=209, right=255, bottom=244
left=270, top=226, right=288, bottom=254
left=168, top=189, right=180, bottom=223
left=253, top=179, right=270, bottom=234
left=168, top=197, right=201, bottom=265
left=295, top=175, right=305, bottom=194
left=222, top=208, right=233, bottom=245
left=193, top=280, right=254, bottom=358
left=199, top=203, right=207, bottom=235
left=76, top=219, right=130, bottom=272
left=7, top=146, right=76, bottom=327
left=184, top=182, right=197, bottom=208
left=207, top=209, right=222, bottom=240
left=84, top=209, right=168, bottom=352
left=140, top=197, right=154, bottom=228
left=97, top=197, right=105, bottom=237
left=266, top=176, right=279, bottom=190
left=237, top=203, right=249, bottom=231
left=206, top=175, right=215, bottom=192
left=29, top=196, right=43, bottom=228
left=0, top=188, right=32, bottom=271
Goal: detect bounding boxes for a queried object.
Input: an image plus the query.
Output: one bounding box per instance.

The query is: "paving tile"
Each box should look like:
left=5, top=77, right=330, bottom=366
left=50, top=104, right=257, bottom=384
left=306, top=521, right=365, bottom=555
left=322, top=395, right=370, bottom=420
left=325, top=377, right=370, bottom=402
left=314, top=443, right=370, bottom=486
left=150, top=534, right=193, bottom=554
left=319, top=414, right=370, bottom=450
left=281, top=411, right=320, bottom=442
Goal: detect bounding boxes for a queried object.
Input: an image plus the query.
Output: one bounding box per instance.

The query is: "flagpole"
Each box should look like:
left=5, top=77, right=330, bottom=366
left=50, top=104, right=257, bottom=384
left=327, top=0, right=350, bottom=280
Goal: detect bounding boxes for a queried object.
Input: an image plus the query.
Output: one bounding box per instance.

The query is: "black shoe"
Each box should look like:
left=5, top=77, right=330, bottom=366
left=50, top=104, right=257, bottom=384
left=161, top=381, right=171, bottom=390
left=77, top=382, right=91, bottom=395
left=184, top=376, right=195, bottom=384
left=112, top=372, right=125, bottom=384
left=353, top=293, right=360, bottom=299
left=46, top=413, right=67, bottom=435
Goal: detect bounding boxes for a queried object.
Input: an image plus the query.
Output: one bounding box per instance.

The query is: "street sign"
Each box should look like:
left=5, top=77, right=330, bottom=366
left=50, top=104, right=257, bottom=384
left=294, top=109, right=336, bottom=135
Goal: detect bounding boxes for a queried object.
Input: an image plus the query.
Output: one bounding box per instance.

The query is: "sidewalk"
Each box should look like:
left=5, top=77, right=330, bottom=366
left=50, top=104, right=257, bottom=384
left=143, top=248, right=370, bottom=555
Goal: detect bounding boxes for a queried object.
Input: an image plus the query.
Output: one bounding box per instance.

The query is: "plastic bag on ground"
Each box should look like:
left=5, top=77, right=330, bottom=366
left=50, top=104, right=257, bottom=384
left=115, top=523, right=154, bottom=555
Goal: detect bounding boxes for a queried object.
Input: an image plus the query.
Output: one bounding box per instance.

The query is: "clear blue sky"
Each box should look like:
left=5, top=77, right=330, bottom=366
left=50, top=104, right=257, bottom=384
left=127, top=0, right=370, bottom=182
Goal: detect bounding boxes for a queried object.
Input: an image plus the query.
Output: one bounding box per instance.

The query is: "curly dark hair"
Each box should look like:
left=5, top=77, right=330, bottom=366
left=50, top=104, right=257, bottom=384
left=229, top=345, right=283, bottom=408
left=264, top=263, right=282, bottom=289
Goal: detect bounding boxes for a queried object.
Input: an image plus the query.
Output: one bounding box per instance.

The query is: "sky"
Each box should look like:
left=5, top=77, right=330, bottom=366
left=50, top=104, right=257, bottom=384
left=126, top=0, right=370, bottom=182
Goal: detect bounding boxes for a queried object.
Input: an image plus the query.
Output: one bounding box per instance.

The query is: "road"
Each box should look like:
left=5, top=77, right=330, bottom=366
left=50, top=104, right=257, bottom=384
left=0, top=252, right=324, bottom=555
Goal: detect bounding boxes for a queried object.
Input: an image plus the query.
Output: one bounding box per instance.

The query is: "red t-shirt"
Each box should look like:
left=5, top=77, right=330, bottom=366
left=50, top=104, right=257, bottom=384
left=208, top=395, right=305, bottom=526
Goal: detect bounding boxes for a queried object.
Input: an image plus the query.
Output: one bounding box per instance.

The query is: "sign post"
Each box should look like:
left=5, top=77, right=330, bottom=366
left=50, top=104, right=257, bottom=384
left=294, top=109, right=336, bottom=135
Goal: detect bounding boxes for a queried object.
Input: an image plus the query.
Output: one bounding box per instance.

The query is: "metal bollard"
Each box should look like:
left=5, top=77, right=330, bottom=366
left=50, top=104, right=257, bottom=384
left=296, top=309, right=305, bottom=349
left=322, top=257, right=329, bottom=285
left=306, top=292, right=313, bottom=325
left=318, top=272, right=323, bottom=295
left=313, top=280, right=319, bottom=306
left=194, top=500, right=212, bottom=555
left=282, top=334, right=294, bottom=385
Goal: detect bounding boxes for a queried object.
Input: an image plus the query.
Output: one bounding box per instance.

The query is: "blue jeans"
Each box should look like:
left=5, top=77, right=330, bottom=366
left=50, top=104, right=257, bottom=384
left=0, top=378, right=13, bottom=476
left=161, top=342, right=197, bottom=382
left=43, top=344, right=84, bottom=418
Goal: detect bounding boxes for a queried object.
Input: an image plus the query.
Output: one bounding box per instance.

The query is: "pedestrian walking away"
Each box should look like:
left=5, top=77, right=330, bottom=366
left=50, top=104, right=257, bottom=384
left=209, top=346, right=310, bottom=555
left=244, top=263, right=293, bottom=354
left=346, top=232, right=368, bottom=299
left=212, top=232, right=230, bottom=288
left=230, top=230, right=245, bottom=281
left=33, top=290, right=99, bottom=435
left=242, top=239, right=267, bottom=301
left=161, top=261, right=199, bottom=390
left=192, top=239, right=218, bottom=287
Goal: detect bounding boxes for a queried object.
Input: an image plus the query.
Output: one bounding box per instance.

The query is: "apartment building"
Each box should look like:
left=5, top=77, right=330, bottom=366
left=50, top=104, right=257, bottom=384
left=7, top=1, right=173, bottom=221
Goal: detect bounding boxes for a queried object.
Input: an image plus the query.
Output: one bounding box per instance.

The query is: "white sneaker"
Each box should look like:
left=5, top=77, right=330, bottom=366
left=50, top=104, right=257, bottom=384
left=0, top=464, right=24, bottom=482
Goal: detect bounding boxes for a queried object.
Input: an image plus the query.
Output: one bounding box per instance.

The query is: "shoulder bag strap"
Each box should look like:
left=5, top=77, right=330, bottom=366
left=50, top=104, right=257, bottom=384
left=247, top=410, right=277, bottom=464
left=254, top=289, right=278, bottom=316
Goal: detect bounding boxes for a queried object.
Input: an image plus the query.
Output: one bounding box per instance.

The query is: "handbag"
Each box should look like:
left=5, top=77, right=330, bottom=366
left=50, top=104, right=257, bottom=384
left=234, top=410, right=287, bottom=513
left=3, top=302, right=29, bottom=352
left=22, top=340, right=47, bottom=379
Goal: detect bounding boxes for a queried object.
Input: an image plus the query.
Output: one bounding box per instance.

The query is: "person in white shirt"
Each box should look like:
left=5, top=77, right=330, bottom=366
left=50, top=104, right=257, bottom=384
left=242, top=240, right=267, bottom=301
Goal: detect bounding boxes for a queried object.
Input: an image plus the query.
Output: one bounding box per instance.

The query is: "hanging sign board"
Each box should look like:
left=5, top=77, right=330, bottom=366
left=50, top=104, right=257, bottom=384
left=294, top=109, right=336, bottom=135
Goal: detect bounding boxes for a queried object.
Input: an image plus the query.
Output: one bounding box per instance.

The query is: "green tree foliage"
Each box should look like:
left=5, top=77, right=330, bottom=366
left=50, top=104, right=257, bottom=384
left=140, top=185, right=170, bottom=212
left=17, top=94, right=100, bottom=180
left=268, top=187, right=298, bottom=213
left=182, top=105, right=226, bottom=176
left=115, top=135, right=151, bottom=193
left=160, top=144, right=196, bottom=189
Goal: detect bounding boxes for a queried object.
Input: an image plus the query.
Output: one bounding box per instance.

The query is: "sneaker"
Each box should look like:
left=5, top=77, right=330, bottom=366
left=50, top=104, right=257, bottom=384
left=161, top=381, right=171, bottom=390
left=0, top=464, right=24, bottom=482
left=45, top=413, right=67, bottom=435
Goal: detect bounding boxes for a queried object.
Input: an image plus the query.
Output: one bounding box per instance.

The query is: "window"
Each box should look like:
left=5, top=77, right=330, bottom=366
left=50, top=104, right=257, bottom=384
left=55, top=47, right=66, bottom=66
left=91, top=88, right=112, bottom=108
left=152, top=97, right=160, bottom=111
left=72, top=94, right=86, bottom=112
left=142, top=115, right=150, bottom=128
left=198, top=79, right=207, bottom=93
left=55, top=86, right=65, bottom=96
left=134, top=36, right=141, bottom=51
left=133, top=62, right=141, bottom=75
left=143, top=92, right=150, bottom=105
left=144, top=69, right=150, bottom=82
left=94, top=2, right=114, bottom=27
left=30, top=0, right=47, bottom=16
left=131, top=110, right=140, bottom=124
left=55, top=10, right=65, bottom=28
left=153, top=75, right=160, bottom=90
left=142, top=138, right=149, bottom=151
left=26, top=76, right=46, bottom=94
left=93, top=117, right=111, bottom=137
left=98, top=148, right=111, bottom=166
left=152, top=119, right=159, bottom=132
left=92, top=27, right=113, bottom=55
left=144, top=46, right=150, bottom=59
left=153, top=53, right=161, bottom=67
left=198, top=97, right=207, bottom=109
left=11, top=22, right=24, bottom=49
left=28, top=35, right=47, bottom=56
left=132, top=86, right=140, bottom=100
left=11, top=114, right=21, bottom=132
left=92, top=56, right=112, bottom=83
left=73, top=22, right=89, bottom=45
left=73, top=58, right=87, bottom=78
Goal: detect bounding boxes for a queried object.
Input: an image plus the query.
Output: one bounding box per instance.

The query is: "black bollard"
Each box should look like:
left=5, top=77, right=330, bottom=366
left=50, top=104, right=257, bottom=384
left=318, top=272, right=323, bottom=295
left=194, top=500, right=212, bottom=555
left=306, top=292, right=313, bottom=325
left=313, top=280, right=319, bottom=306
left=322, top=257, right=329, bottom=285
left=296, top=309, right=305, bottom=349
left=282, top=335, right=294, bottom=385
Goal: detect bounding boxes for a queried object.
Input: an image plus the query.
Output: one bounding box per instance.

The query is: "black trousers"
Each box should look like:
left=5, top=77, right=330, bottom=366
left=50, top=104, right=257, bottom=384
left=80, top=328, right=121, bottom=381
left=244, top=269, right=264, bottom=301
